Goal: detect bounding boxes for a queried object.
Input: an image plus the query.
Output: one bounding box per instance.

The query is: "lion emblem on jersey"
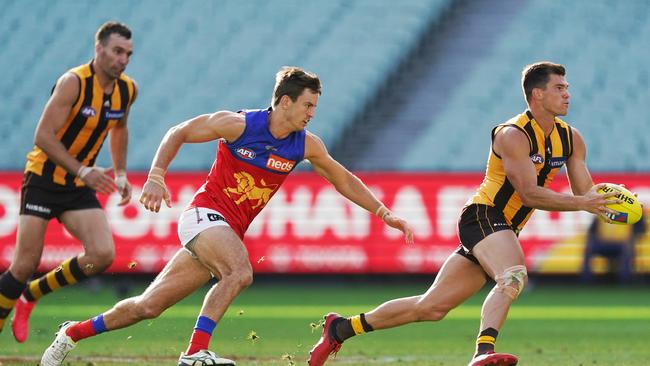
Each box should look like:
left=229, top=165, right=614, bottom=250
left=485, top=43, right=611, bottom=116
left=223, top=171, right=278, bottom=209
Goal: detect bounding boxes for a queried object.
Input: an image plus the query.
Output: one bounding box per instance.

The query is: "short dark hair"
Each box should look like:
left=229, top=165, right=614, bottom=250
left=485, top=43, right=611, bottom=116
left=272, top=66, right=321, bottom=107
left=521, top=61, right=566, bottom=101
left=95, top=21, right=132, bottom=45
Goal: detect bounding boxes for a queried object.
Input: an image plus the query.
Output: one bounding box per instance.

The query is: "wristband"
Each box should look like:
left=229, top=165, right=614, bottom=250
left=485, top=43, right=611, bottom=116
left=375, top=205, right=387, bottom=216
left=375, top=205, right=392, bottom=221
left=149, top=167, right=167, bottom=177
left=115, top=171, right=128, bottom=190
left=77, top=166, right=92, bottom=179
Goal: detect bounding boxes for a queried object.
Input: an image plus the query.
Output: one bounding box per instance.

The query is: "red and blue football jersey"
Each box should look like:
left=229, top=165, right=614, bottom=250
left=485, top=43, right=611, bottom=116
left=189, top=108, right=306, bottom=238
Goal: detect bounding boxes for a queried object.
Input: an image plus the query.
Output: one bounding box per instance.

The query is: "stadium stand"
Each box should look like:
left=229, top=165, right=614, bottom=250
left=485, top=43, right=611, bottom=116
left=2, top=0, right=648, bottom=172
left=0, top=0, right=450, bottom=170
left=400, top=0, right=650, bottom=171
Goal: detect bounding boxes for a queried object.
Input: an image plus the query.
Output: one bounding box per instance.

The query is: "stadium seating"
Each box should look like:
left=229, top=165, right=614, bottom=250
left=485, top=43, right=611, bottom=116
left=3, top=1, right=647, bottom=172
left=402, top=0, right=650, bottom=171
left=0, top=0, right=449, bottom=170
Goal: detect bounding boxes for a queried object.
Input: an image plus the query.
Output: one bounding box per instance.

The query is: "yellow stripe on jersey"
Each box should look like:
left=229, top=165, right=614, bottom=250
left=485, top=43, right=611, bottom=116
left=470, top=111, right=573, bottom=232
left=24, top=61, right=135, bottom=187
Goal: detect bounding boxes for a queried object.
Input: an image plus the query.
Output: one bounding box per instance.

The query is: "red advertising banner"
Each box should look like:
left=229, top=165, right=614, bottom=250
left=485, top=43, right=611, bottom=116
left=1, top=172, right=649, bottom=274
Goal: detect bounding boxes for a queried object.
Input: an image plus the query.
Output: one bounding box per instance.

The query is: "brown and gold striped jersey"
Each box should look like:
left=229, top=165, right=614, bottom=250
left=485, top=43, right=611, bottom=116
left=469, top=111, right=574, bottom=233
left=25, top=61, right=135, bottom=187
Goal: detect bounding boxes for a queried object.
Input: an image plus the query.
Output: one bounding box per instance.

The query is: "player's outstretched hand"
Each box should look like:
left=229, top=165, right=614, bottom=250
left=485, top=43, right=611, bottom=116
left=139, top=178, right=171, bottom=212
left=583, top=183, right=623, bottom=223
left=78, top=166, right=116, bottom=195
left=384, top=214, right=414, bottom=244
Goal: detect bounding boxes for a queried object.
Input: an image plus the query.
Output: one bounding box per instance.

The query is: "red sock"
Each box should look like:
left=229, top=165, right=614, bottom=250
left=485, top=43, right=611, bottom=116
left=185, top=329, right=211, bottom=355
left=65, top=320, right=97, bottom=342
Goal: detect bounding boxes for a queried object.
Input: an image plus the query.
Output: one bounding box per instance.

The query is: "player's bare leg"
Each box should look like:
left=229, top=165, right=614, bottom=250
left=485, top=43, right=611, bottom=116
left=14, top=209, right=114, bottom=342
left=308, top=253, right=487, bottom=366
left=365, top=254, right=487, bottom=328
left=468, top=230, right=526, bottom=366
left=60, top=209, right=116, bottom=276
left=179, top=225, right=252, bottom=364
left=41, top=248, right=212, bottom=366
left=9, top=215, right=48, bottom=342
left=103, top=249, right=212, bottom=329
left=7, top=216, right=49, bottom=282
left=0, top=215, right=47, bottom=334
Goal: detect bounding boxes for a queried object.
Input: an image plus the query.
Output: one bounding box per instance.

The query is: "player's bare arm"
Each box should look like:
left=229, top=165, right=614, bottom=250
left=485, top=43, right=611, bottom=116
left=564, top=127, right=598, bottom=196
left=495, top=126, right=618, bottom=217
left=304, top=132, right=413, bottom=244
left=139, top=111, right=246, bottom=212
left=109, top=81, right=138, bottom=206
left=33, top=73, right=116, bottom=195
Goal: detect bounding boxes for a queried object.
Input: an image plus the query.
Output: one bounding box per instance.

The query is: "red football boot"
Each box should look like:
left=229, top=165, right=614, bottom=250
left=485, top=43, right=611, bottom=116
left=308, top=313, right=343, bottom=366
left=12, top=296, right=36, bottom=343
left=468, top=352, right=518, bottom=366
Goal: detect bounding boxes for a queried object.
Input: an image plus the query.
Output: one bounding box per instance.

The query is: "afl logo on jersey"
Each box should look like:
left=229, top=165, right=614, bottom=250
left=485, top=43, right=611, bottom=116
left=236, top=147, right=256, bottom=160
left=530, top=153, right=544, bottom=164
left=81, top=106, right=97, bottom=117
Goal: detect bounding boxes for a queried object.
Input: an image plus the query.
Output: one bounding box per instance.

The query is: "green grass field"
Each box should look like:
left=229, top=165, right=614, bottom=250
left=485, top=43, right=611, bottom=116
left=1, top=278, right=649, bottom=365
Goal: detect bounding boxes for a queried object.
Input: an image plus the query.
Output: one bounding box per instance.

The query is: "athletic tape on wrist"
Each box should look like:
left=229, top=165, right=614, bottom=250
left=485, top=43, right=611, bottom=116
left=115, top=173, right=128, bottom=190
left=375, top=206, right=392, bottom=221
left=77, top=166, right=92, bottom=179
left=149, top=167, right=167, bottom=177
left=147, top=174, right=167, bottom=190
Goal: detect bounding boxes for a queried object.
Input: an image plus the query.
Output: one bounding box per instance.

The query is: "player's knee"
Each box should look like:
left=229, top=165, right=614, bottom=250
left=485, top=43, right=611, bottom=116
left=219, top=263, right=253, bottom=290
left=85, top=245, right=115, bottom=270
left=414, top=298, right=451, bottom=321
left=232, top=268, right=254, bottom=290
left=493, top=265, right=528, bottom=300
left=133, top=297, right=166, bottom=319
left=417, top=307, right=449, bottom=321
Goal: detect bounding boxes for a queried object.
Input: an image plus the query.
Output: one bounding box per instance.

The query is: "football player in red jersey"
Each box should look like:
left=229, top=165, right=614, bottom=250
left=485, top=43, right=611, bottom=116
left=41, top=66, right=414, bottom=366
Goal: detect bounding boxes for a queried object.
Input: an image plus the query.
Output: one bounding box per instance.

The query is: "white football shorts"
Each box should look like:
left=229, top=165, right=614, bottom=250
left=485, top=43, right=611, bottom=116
left=177, top=207, right=230, bottom=248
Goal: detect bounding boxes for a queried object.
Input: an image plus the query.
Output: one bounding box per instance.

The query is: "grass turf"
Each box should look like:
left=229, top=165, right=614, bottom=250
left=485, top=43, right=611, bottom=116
left=0, top=278, right=649, bottom=365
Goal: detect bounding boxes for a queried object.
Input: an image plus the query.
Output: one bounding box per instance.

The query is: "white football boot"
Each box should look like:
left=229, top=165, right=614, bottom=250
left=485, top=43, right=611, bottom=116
left=178, top=350, right=236, bottom=366
left=40, top=321, right=78, bottom=366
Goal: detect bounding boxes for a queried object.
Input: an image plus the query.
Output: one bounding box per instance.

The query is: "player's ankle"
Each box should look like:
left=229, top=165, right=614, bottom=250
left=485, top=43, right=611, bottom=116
left=474, top=327, right=498, bottom=357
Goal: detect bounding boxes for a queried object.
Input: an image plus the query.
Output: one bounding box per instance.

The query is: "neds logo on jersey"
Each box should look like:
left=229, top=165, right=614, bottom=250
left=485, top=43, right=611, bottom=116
left=236, top=148, right=256, bottom=160
left=266, top=154, right=295, bottom=172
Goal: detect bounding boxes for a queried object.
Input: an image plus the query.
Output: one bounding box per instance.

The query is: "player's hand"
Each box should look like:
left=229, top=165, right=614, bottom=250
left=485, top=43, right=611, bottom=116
left=383, top=214, right=414, bottom=244
left=115, top=172, right=132, bottom=206
left=620, top=184, right=643, bottom=208
left=78, top=166, right=116, bottom=195
left=139, top=178, right=171, bottom=212
left=583, top=183, right=623, bottom=223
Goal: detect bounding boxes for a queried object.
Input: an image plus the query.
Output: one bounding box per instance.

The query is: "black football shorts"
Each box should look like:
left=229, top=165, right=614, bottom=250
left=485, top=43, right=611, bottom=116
left=455, top=203, right=515, bottom=264
left=20, top=172, right=102, bottom=221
